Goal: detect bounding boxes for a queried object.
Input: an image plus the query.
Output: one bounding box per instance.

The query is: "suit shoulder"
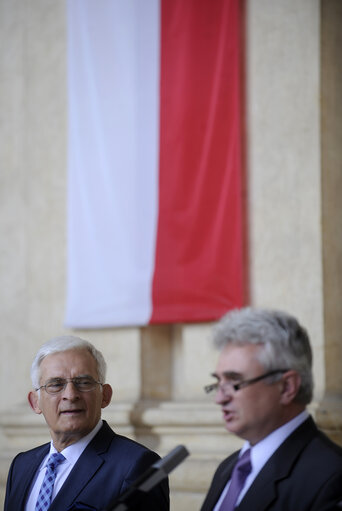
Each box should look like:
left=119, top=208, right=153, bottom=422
left=311, top=429, right=342, bottom=462
left=95, top=421, right=161, bottom=463
left=284, top=416, right=342, bottom=467
left=9, top=442, right=49, bottom=465
left=110, top=432, right=161, bottom=460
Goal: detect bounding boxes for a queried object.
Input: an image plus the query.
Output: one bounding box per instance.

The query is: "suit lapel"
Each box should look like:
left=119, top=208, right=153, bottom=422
left=237, top=417, right=318, bottom=511
left=201, top=451, right=239, bottom=511
left=10, top=444, right=49, bottom=511
left=50, top=421, right=114, bottom=511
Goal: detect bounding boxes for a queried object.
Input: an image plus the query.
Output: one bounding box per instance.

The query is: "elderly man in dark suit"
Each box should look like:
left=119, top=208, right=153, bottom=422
left=201, top=308, right=342, bottom=511
left=4, top=336, right=169, bottom=511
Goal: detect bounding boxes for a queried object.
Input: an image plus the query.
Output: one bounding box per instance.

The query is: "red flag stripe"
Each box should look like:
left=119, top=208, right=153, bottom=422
left=151, top=0, right=243, bottom=323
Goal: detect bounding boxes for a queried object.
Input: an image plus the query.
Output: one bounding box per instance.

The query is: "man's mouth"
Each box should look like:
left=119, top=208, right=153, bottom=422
left=222, top=409, right=234, bottom=422
left=60, top=409, right=84, bottom=415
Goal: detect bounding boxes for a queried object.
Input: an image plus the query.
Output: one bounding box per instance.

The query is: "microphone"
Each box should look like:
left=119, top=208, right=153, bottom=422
left=107, top=445, right=190, bottom=511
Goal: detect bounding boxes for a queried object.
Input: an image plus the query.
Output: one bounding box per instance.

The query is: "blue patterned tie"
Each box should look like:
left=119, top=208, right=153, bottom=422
left=35, top=452, right=65, bottom=511
left=219, top=449, right=252, bottom=510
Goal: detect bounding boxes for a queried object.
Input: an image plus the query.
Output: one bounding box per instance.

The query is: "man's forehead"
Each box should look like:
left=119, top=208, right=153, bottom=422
left=38, top=354, right=99, bottom=386
left=39, top=349, right=96, bottom=372
left=215, top=343, right=262, bottom=373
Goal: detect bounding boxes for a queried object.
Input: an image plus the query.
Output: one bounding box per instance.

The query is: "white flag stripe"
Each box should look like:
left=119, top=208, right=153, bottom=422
left=66, top=0, right=160, bottom=327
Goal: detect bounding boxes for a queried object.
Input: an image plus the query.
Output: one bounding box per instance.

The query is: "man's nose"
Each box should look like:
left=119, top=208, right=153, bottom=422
left=215, top=384, right=233, bottom=405
left=61, top=381, right=80, bottom=399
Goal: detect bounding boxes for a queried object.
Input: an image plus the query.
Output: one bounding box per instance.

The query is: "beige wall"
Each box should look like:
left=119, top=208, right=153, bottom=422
left=0, top=1, right=341, bottom=510
left=247, top=0, right=324, bottom=397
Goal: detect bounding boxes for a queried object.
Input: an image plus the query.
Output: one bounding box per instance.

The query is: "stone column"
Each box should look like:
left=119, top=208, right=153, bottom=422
left=317, top=0, right=342, bottom=445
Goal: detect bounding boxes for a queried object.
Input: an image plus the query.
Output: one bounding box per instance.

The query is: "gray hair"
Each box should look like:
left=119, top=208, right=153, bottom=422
left=31, top=335, right=107, bottom=389
left=213, top=307, right=313, bottom=404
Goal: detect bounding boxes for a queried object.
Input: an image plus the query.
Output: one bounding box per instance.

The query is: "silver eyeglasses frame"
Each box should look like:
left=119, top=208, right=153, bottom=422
left=35, top=376, right=103, bottom=395
left=204, top=369, right=290, bottom=394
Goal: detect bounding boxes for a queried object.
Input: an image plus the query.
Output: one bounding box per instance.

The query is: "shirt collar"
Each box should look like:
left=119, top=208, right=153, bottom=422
left=48, top=419, right=103, bottom=466
left=241, top=410, right=309, bottom=470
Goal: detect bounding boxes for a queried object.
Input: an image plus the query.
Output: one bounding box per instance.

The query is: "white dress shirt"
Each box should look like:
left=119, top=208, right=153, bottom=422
left=25, top=419, right=103, bottom=511
left=213, top=410, right=309, bottom=511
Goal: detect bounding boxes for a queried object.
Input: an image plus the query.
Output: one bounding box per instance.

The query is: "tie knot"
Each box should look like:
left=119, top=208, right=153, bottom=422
left=47, top=452, right=65, bottom=470
left=236, top=448, right=252, bottom=477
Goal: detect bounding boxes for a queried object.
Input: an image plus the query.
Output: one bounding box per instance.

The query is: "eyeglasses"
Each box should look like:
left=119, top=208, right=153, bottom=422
left=36, top=377, right=103, bottom=395
left=204, top=369, right=289, bottom=395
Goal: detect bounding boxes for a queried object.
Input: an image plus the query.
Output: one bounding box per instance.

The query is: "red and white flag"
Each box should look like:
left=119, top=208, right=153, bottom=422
left=65, top=0, right=244, bottom=328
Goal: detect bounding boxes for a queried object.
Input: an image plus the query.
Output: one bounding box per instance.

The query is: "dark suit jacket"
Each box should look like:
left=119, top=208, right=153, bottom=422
left=4, top=420, right=169, bottom=511
left=200, top=416, right=342, bottom=511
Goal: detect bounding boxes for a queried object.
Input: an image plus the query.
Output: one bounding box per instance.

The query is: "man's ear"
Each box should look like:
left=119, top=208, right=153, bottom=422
left=28, top=391, right=42, bottom=414
left=101, top=384, right=113, bottom=409
left=279, top=371, right=302, bottom=405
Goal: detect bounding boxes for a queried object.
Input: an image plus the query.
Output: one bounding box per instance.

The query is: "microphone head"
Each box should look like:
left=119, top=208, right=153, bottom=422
left=152, top=445, right=190, bottom=474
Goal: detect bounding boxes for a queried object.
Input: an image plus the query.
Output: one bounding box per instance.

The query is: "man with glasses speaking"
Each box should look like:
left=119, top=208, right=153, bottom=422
left=4, top=336, right=169, bottom=511
left=201, top=308, right=342, bottom=511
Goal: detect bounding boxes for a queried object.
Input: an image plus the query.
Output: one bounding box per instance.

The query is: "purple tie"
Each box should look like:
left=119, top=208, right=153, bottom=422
left=219, top=449, right=252, bottom=511
left=35, top=452, right=65, bottom=511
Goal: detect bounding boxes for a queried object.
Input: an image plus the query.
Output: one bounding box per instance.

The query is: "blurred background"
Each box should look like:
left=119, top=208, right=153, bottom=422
left=0, top=1, right=341, bottom=510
